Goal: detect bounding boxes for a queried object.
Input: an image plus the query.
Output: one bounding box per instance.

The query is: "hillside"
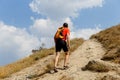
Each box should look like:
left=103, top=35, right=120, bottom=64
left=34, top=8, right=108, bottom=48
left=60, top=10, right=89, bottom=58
left=90, top=24, right=120, bottom=63
left=1, top=24, right=120, bottom=80
left=0, top=38, right=84, bottom=79
left=3, top=38, right=120, bottom=80
left=2, top=39, right=105, bottom=80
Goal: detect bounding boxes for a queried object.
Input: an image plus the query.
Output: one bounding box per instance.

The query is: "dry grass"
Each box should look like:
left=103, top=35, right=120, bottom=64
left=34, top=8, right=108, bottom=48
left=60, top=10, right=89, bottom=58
left=0, top=38, right=84, bottom=79
left=99, top=75, right=120, bottom=80
left=90, top=24, right=120, bottom=63
left=0, top=48, right=54, bottom=78
left=60, top=75, right=74, bottom=80
left=91, top=24, right=120, bottom=50
left=82, top=60, right=110, bottom=72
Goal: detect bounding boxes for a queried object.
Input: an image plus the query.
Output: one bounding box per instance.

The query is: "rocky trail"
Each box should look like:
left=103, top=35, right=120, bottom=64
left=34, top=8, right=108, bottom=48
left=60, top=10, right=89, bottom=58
left=3, top=39, right=120, bottom=80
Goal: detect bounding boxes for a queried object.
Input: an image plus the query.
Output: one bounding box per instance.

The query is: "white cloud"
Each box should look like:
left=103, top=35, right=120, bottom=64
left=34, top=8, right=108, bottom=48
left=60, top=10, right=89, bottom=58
left=29, top=17, right=74, bottom=47
left=71, top=26, right=102, bottom=39
left=29, top=0, right=104, bottom=47
left=30, top=18, right=55, bottom=37
left=0, top=22, right=40, bottom=65
left=29, top=0, right=104, bottom=20
left=30, top=17, right=73, bottom=37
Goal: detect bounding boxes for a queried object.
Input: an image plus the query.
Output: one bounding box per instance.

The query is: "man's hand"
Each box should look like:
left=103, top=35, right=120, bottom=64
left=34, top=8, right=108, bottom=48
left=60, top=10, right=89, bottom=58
left=67, top=44, right=71, bottom=50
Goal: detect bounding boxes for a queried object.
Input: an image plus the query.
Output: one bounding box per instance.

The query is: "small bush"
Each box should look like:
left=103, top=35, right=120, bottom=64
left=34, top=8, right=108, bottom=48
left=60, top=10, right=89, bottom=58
left=82, top=60, right=110, bottom=72
left=101, top=48, right=120, bottom=61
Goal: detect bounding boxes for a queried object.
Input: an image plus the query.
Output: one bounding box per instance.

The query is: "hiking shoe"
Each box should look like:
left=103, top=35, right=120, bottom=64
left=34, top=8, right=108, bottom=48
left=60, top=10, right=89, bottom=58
left=49, top=68, right=58, bottom=74
left=63, top=66, right=69, bottom=70
left=53, top=68, right=58, bottom=72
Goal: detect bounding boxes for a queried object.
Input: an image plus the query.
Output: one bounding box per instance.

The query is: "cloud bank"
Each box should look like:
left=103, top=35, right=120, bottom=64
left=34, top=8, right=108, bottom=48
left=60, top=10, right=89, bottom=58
left=29, top=0, right=104, bottom=20
left=71, top=26, right=102, bottom=39
left=0, top=22, right=40, bottom=65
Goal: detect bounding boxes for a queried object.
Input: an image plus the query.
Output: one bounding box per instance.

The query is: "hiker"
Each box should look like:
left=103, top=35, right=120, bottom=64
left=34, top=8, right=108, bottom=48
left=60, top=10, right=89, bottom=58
left=54, top=23, right=70, bottom=72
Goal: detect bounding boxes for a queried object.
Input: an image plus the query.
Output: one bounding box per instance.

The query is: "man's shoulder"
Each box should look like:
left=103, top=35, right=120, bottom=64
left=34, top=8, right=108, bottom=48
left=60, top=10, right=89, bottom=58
left=64, top=28, right=70, bottom=31
left=63, top=28, right=70, bottom=35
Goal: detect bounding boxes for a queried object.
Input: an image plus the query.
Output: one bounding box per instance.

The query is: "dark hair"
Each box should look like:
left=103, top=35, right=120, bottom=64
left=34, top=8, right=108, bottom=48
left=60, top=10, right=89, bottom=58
left=63, top=23, right=68, bottom=27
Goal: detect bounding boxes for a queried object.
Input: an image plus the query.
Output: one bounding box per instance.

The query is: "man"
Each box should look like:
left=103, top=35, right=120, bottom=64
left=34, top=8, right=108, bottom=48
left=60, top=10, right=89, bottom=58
left=54, top=23, right=70, bottom=72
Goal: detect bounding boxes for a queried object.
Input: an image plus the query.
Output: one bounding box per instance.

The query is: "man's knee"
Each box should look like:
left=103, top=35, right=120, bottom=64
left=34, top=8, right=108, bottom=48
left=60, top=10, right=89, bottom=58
left=56, top=52, right=60, bottom=56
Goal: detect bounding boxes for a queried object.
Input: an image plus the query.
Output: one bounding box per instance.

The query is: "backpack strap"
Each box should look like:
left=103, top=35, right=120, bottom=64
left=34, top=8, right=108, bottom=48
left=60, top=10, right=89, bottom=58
left=54, top=27, right=64, bottom=42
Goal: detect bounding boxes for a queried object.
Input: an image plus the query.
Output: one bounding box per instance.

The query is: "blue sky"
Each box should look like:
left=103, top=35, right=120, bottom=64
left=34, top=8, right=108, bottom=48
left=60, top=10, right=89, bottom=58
left=0, top=0, right=34, bottom=28
left=0, top=0, right=120, bottom=66
left=73, top=0, right=120, bottom=29
left=0, top=0, right=119, bottom=29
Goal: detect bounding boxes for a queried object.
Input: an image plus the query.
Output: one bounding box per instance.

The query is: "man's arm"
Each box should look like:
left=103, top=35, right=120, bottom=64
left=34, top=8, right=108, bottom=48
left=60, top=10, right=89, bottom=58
left=66, top=33, right=70, bottom=49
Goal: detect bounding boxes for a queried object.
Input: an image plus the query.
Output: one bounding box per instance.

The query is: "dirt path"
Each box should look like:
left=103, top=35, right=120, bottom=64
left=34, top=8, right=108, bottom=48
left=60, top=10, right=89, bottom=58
left=4, top=39, right=120, bottom=80
left=37, top=39, right=106, bottom=80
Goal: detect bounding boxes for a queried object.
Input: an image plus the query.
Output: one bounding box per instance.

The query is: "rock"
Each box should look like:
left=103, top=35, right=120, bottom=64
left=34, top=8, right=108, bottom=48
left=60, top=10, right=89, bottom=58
left=82, top=60, right=110, bottom=72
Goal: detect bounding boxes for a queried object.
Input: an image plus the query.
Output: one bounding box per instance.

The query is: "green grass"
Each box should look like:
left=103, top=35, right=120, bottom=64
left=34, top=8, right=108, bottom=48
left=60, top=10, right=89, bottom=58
left=0, top=38, right=84, bottom=79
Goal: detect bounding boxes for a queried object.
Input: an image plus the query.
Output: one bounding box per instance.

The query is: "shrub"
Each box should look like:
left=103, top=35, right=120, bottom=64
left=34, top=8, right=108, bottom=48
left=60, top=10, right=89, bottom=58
left=82, top=60, right=110, bottom=72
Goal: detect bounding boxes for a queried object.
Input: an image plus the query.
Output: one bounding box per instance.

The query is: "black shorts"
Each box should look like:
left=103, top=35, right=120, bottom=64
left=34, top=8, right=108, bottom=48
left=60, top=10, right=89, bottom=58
left=55, top=39, right=68, bottom=52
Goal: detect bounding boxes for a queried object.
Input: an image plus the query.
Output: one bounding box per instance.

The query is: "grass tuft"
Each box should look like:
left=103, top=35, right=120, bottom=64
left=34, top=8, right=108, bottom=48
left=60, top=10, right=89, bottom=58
left=82, top=60, right=110, bottom=72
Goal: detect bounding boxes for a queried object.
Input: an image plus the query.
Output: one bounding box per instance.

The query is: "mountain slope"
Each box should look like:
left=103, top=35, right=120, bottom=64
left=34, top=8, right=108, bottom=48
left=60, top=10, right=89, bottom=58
left=0, top=38, right=83, bottom=79
left=37, top=39, right=106, bottom=80
left=91, top=24, right=120, bottom=63
left=3, top=39, right=114, bottom=80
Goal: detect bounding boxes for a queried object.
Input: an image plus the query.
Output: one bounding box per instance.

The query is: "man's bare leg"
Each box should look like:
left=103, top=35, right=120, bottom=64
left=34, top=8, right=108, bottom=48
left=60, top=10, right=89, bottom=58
left=64, top=51, right=69, bottom=67
left=54, top=52, right=60, bottom=68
